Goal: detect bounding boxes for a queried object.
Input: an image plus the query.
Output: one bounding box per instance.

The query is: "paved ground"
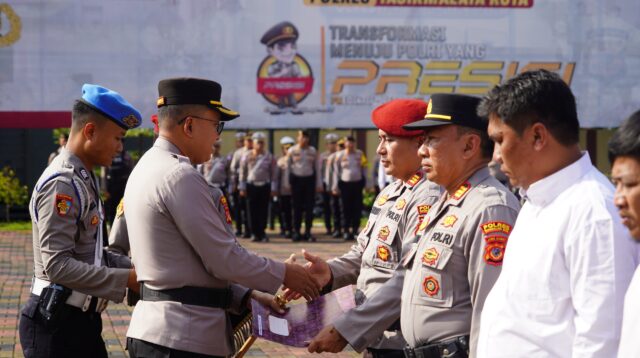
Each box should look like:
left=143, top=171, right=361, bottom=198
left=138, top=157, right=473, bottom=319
left=0, top=227, right=360, bottom=357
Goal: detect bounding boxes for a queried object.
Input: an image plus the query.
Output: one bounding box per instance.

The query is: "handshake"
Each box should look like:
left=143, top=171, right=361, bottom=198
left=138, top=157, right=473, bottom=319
left=281, top=249, right=332, bottom=302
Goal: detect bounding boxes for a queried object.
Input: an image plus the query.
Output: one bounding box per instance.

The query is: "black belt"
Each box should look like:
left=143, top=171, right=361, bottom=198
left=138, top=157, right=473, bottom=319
left=140, top=283, right=232, bottom=309
left=404, top=336, right=469, bottom=358
left=367, top=348, right=405, bottom=358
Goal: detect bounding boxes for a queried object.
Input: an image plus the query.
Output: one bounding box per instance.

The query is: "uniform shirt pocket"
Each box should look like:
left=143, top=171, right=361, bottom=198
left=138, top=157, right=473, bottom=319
left=413, top=244, right=453, bottom=308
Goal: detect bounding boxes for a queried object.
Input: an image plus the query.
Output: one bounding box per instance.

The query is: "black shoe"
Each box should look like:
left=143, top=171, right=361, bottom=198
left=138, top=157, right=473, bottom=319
left=292, top=232, right=302, bottom=242
left=332, top=230, right=342, bottom=238
left=242, top=232, right=251, bottom=239
left=304, top=233, right=316, bottom=242
left=343, top=232, right=351, bottom=241
left=251, top=235, right=261, bottom=242
left=285, top=231, right=292, bottom=239
left=343, top=233, right=355, bottom=242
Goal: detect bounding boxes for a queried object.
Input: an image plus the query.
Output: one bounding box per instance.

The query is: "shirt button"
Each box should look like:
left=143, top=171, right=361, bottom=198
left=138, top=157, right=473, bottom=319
left=443, top=348, right=450, bottom=355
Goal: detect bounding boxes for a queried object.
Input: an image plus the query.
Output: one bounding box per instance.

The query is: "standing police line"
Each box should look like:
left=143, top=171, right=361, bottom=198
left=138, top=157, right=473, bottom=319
left=19, top=71, right=640, bottom=358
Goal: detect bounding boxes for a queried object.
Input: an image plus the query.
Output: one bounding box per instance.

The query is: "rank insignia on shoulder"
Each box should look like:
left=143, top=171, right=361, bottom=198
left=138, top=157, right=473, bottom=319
left=395, top=199, right=406, bottom=210
left=377, top=225, right=390, bottom=241
left=480, top=221, right=512, bottom=236
left=452, top=181, right=471, bottom=200
left=79, top=168, right=90, bottom=181
left=422, top=247, right=439, bottom=267
left=484, top=236, right=508, bottom=266
left=376, top=194, right=389, bottom=206
left=406, top=172, right=423, bottom=187
left=220, top=196, right=232, bottom=224
left=376, top=245, right=391, bottom=262
left=55, top=194, right=73, bottom=216
left=441, top=215, right=458, bottom=228
left=417, top=205, right=431, bottom=215
left=90, top=215, right=99, bottom=226
left=116, top=199, right=124, bottom=218
left=423, top=276, right=440, bottom=297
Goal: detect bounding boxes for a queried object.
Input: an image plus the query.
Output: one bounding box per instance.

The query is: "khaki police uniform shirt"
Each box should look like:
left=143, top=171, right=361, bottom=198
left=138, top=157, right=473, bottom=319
left=287, top=144, right=321, bottom=186
left=328, top=171, right=442, bottom=351
left=29, top=149, right=130, bottom=302
left=203, top=154, right=229, bottom=187
left=318, top=150, right=334, bottom=187
left=230, top=147, right=249, bottom=192
left=275, top=155, right=292, bottom=196
left=125, top=138, right=286, bottom=356
left=239, top=150, right=277, bottom=192
left=331, top=149, right=367, bottom=192
left=400, top=167, right=520, bottom=356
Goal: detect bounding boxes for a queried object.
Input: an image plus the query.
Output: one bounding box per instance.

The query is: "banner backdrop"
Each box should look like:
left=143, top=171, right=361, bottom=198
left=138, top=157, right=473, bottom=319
left=0, top=0, right=639, bottom=128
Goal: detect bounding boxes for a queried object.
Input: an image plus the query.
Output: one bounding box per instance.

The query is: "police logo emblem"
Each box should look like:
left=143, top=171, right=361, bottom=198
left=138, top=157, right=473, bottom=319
left=376, top=245, right=391, bottom=262
left=55, top=194, right=73, bottom=216
left=122, top=114, right=140, bottom=129
left=423, top=276, right=440, bottom=296
left=422, top=247, right=439, bottom=267
left=377, top=226, right=390, bottom=241
left=91, top=215, right=99, bottom=226
left=484, top=236, right=507, bottom=266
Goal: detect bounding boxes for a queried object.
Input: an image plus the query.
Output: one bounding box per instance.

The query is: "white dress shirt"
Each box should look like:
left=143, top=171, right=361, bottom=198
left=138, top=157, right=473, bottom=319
left=618, top=267, right=640, bottom=357
left=477, top=153, right=638, bottom=358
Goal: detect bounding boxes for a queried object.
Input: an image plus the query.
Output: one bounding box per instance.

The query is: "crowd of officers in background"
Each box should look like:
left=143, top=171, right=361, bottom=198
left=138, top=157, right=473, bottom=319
left=199, top=130, right=371, bottom=242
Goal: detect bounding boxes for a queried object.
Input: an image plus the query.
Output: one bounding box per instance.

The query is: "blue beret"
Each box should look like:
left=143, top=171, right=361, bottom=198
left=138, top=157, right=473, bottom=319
left=80, top=84, right=142, bottom=129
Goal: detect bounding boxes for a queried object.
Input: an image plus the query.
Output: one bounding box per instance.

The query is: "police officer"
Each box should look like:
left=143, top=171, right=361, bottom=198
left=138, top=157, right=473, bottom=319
left=124, top=78, right=319, bottom=358
left=332, top=136, right=368, bottom=241
left=326, top=138, right=346, bottom=238
left=288, top=99, right=442, bottom=357
left=202, top=139, right=230, bottom=198
left=398, top=94, right=520, bottom=357
left=19, top=84, right=141, bottom=358
left=275, top=136, right=295, bottom=238
left=230, top=132, right=252, bottom=237
left=103, top=149, right=133, bottom=226
left=239, top=132, right=277, bottom=242
left=318, top=133, right=339, bottom=235
left=287, top=130, right=322, bottom=241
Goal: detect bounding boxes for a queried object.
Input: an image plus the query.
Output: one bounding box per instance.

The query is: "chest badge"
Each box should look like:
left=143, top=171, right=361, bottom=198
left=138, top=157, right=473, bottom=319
left=441, top=215, right=458, bottom=228
left=423, top=276, right=440, bottom=297
left=90, top=215, right=99, bottom=226
left=422, top=247, right=439, bottom=267
left=55, top=194, right=73, bottom=216
left=376, top=245, right=391, bottom=262
left=417, top=205, right=431, bottom=215
left=376, top=194, right=389, bottom=206
left=395, top=199, right=406, bottom=210
left=377, top=226, right=390, bottom=241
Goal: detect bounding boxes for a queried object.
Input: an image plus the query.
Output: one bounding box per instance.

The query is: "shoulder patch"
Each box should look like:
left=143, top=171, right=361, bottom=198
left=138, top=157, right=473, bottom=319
left=79, top=168, right=90, bottom=181
left=220, top=196, right=232, bottom=224
left=480, top=221, right=512, bottom=236
left=55, top=194, right=73, bottom=216
left=452, top=181, right=471, bottom=200
left=116, top=199, right=124, bottom=218
left=484, top=236, right=508, bottom=266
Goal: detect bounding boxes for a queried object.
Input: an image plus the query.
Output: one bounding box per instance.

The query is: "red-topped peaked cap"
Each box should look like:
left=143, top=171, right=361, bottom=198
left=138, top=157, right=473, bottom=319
left=372, top=99, right=427, bottom=137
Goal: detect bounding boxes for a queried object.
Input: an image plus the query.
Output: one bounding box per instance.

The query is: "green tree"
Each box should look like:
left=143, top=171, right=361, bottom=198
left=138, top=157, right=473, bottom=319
left=0, top=167, right=29, bottom=221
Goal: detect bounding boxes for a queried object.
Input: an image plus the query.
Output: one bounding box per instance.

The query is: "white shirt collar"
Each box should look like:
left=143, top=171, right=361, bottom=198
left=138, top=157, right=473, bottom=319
left=521, top=152, right=592, bottom=207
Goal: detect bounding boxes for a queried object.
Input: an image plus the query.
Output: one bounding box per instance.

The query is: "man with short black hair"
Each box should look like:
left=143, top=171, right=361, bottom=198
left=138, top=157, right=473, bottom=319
left=477, top=70, right=637, bottom=358
left=124, top=77, right=319, bottom=358
left=608, top=110, right=640, bottom=357
left=20, top=84, right=141, bottom=358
